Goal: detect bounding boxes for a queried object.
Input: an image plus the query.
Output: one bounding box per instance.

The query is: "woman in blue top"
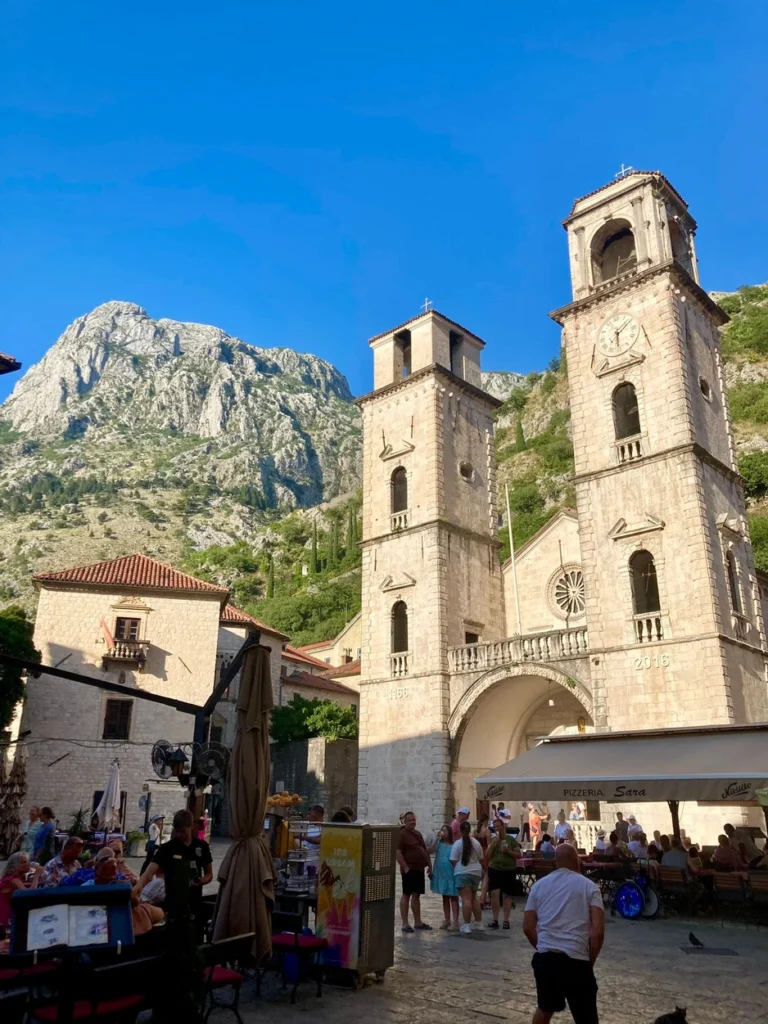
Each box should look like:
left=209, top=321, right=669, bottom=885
left=429, top=823, right=459, bottom=930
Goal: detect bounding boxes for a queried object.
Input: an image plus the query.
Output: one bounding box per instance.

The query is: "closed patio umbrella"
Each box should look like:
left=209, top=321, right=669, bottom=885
left=0, top=744, right=27, bottom=856
left=213, top=645, right=275, bottom=961
left=94, top=759, right=121, bottom=832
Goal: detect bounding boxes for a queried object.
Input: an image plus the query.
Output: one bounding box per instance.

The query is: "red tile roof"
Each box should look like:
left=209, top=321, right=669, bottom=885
left=33, top=554, right=229, bottom=596
left=220, top=603, right=289, bottom=641
left=283, top=645, right=332, bottom=670
left=295, top=640, right=332, bottom=652
left=321, top=658, right=361, bottom=679
left=368, top=309, right=485, bottom=346
left=283, top=669, right=358, bottom=697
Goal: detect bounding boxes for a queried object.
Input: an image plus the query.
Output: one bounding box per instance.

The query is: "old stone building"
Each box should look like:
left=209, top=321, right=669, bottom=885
left=22, top=555, right=228, bottom=832
left=357, top=171, right=768, bottom=839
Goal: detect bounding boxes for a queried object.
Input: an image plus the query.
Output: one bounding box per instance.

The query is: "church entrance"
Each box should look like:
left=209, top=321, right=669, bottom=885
left=450, top=672, right=594, bottom=825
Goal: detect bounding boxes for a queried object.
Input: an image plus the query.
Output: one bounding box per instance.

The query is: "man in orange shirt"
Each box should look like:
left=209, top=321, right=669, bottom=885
left=529, top=805, right=542, bottom=846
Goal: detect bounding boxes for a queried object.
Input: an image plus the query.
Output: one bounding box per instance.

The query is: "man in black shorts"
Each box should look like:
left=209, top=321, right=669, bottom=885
left=523, top=843, right=604, bottom=1023
left=486, top=811, right=521, bottom=929
left=395, top=811, right=432, bottom=932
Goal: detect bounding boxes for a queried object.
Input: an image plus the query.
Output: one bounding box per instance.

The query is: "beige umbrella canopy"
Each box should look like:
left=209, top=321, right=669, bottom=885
left=213, top=645, right=275, bottom=961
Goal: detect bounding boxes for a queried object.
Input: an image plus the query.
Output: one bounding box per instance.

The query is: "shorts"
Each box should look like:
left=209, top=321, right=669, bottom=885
left=454, top=872, right=481, bottom=892
left=487, top=867, right=517, bottom=897
left=401, top=869, right=425, bottom=895
left=532, top=951, right=598, bottom=1024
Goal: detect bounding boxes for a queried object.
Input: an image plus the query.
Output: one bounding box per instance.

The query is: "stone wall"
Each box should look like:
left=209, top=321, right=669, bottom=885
left=270, top=737, right=358, bottom=816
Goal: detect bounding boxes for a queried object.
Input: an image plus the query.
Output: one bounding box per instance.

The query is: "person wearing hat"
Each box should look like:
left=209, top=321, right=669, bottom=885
left=593, top=828, right=608, bottom=852
left=626, top=815, right=643, bottom=838
left=451, top=807, right=471, bottom=841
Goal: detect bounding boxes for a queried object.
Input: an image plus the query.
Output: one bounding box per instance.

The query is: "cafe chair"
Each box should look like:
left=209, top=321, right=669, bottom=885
left=200, top=932, right=254, bottom=1024
left=712, top=873, right=748, bottom=924
left=257, top=910, right=328, bottom=1004
left=28, top=955, right=163, bottom=1022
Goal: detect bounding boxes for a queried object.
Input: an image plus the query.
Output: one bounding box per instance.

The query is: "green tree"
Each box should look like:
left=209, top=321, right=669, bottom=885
left=515, top=418, right=526, bottom=452
left=270, top=694, right=358, bottom=743
left=310, top=520, right=319, bottom=574
left=0, top=605, right=41, bottom=729
left=266, top=555, right=275, bottom=599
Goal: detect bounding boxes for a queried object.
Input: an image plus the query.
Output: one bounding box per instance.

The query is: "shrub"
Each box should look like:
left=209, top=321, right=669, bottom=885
left=740, top=451, right=768, bottom=498
left=728, top=383, right=768, bottom=424
left=270, top=695, right=358, bottom=743
left=749, top=514, right=768, bottom=574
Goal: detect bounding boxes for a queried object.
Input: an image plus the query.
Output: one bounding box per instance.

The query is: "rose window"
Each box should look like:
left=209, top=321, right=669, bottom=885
left=553, top=569, right=585, bottom=616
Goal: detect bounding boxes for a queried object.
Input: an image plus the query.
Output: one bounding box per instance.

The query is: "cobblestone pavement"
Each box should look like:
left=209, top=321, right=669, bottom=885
left=207, top=888, right=768, bottom=1024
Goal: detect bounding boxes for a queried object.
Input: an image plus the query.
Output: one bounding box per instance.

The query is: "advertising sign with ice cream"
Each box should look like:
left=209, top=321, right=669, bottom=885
left=315, top=826, right=363, bottom=968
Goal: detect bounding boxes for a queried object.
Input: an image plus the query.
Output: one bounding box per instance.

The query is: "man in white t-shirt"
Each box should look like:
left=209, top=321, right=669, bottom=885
left=626, top=815, right=643, bottom=838
left=553, top=810, right=570, bottom=842
left=523, top=844, right=604, bottom=1023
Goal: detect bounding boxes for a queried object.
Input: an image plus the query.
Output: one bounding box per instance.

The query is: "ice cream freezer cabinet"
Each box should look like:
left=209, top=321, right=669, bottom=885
left=315, top=822, right=399, bottom=983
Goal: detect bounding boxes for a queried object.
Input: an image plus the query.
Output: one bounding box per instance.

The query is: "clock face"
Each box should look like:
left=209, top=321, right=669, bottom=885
left=598, top=313, right=640, bottom=356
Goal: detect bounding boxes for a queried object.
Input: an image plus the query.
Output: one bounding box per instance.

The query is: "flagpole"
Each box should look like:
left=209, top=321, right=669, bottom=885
left=505, top=483, right=523, bottom=636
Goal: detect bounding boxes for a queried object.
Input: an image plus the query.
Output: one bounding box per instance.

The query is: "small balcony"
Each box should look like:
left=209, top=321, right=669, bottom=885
left=390, top=509, right=409, bottom=531
left=732, top=613, right=751, bottom=643
left=615, top=434, right=643, bottom=465
left=391, top=652, right=410, bottom=677
left=634, top=613, right=664, bottom=644
left=102, top=640, right=150, bottom=670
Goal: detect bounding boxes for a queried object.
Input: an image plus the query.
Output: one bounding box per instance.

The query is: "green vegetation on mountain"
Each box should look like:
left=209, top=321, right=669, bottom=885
left=181, top=493, right=362, bottom=645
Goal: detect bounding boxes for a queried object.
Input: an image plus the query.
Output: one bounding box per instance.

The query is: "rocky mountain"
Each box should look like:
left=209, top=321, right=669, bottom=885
left=0, top=301, right=362, bottom=506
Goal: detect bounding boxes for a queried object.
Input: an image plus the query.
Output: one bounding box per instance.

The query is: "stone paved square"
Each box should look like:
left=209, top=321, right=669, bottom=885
left=207, top=889, right=768, bottom=1024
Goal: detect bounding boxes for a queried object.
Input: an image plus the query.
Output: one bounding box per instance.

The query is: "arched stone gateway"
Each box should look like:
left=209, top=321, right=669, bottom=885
left=449, top=664, right=595, bottom=817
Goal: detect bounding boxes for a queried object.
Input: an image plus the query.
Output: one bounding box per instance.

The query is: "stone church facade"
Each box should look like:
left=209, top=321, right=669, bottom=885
left=357, top=171, right=768, bottom=839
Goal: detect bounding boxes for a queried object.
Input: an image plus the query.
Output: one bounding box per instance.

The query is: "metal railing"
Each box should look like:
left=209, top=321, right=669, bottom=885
left=448, top=627, right=588, bottom=673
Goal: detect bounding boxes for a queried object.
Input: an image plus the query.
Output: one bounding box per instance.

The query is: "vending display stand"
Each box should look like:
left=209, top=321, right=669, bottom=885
left=314, top=823, right=399, bottom=985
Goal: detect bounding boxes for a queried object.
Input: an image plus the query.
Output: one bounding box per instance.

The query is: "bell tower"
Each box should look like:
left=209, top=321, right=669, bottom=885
left=551, top=171, right=768, bottom=732
left=356, top=309, right=505, bottom=824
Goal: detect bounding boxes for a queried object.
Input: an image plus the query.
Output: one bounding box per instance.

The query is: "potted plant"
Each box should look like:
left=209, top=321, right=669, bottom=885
left=126, top=830, right=147, bottom=857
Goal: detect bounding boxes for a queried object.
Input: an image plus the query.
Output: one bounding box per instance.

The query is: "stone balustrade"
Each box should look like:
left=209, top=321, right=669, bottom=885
left=391, top=652, right=410, bottom=677
left=448, top=627, right=589, bottom=673
left=102, top=640, right=150, bottom=668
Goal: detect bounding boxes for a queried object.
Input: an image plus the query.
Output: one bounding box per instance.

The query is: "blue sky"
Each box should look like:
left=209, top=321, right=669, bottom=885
left=1, top=1, right=766, bottom=403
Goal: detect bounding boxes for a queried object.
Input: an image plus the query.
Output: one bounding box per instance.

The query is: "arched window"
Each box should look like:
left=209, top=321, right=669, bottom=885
left=392, top=601, right=409, bottom=653
left=613, top=382, right=641, bottom=439
left=726, top=551, right=741, bottom=614
left=630, top=550, right=661, bottom=615
left=591, top=219, right=637, bottom=284
left=391, top=467, right=408, bottom=513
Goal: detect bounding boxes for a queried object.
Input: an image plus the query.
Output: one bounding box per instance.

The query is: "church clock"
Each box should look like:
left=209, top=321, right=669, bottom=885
left=597, top=313, right=639, bottom=356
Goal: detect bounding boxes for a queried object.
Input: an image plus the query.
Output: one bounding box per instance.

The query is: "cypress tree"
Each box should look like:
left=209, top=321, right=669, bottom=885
left=515, top=417, right=526, bottom=452
left=266, top=555, right=275, bottom=599
left=311, top=520, right=319, bottom=574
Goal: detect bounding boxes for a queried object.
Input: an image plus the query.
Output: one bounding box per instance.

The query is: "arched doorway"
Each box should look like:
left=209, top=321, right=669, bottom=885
left=449, top=667, right=594, bottom=821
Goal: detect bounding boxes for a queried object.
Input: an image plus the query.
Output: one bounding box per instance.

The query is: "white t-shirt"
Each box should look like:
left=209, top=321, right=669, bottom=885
left=594, top=838, right=608, bottom=850
left=449, top=836, right=484, bottom=876
left=554, top=822, right=570, bottom=840
left=627, top=822, right=643, bottom=836
left=628, top=840, right=648, bottom=859
left=525, top=868, right=603, bottom=961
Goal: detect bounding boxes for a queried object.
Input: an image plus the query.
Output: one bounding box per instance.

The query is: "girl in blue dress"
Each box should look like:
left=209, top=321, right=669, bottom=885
left=429, top=823, right=459, bottom=930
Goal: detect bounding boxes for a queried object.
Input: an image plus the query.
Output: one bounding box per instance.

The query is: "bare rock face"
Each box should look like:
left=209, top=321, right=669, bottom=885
left=481, top=370, right=525, bottom=401
left=0, top=301, right=362, bottom=508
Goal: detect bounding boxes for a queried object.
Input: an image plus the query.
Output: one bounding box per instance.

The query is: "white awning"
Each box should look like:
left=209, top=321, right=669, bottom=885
left=475, top=724, right=768, bottom=803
